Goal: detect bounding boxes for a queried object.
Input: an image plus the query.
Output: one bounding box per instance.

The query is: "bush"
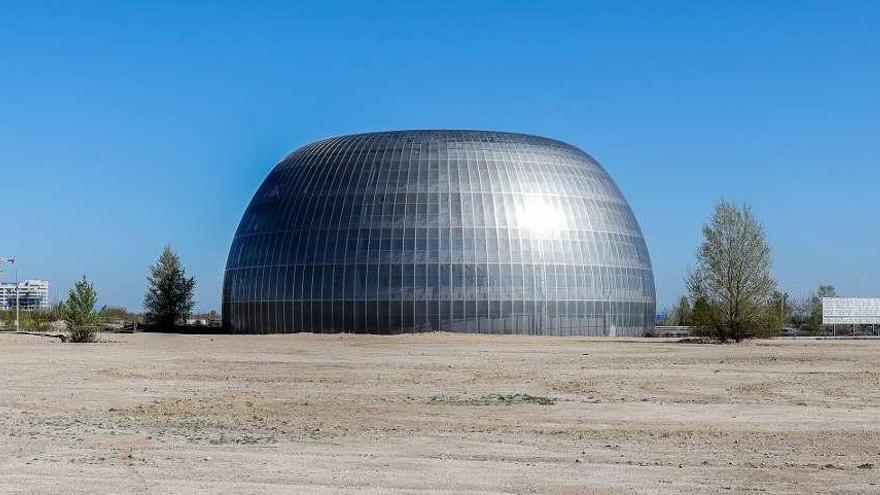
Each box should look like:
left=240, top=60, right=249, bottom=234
left=67, top=324, right=100, bottom=343
left=63, top=277, right=102, bottom=343
left=689, top=297, right=723, bottom=338
left=25, top=310, right=57, bottom=332
left=688, top=296, right=783, bottom=341
left=0, top=309, right=57, bottom=332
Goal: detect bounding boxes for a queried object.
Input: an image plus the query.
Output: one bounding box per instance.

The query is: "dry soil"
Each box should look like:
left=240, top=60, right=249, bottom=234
left=1, top=332, right=879, bottom=494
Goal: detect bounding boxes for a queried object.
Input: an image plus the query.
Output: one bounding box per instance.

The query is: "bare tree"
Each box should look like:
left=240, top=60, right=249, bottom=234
left=687, top=201, right=776, bottom=341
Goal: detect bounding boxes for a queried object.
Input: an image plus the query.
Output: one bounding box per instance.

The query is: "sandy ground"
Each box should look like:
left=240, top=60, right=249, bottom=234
left=1, top=332, right=879, bottom=494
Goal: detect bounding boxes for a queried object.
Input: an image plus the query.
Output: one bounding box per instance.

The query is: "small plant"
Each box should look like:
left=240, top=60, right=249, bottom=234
left=64, top=277, right=102, bottom=343
left=67, top=324, right=101, bottom=343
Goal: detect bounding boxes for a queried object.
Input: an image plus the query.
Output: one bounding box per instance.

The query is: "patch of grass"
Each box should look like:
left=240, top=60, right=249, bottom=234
left=206, top=433, right=276, bottom=445
left=427, top=393, right=556, bottom=406
left=677, top=337, right=722, bottom=344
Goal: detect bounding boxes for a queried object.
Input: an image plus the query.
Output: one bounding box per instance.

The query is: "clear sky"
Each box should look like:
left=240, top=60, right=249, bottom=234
left=1, top=1, right=878, bottom=312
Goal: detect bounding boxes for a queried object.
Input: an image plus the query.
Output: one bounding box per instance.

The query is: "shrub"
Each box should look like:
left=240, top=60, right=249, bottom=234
left=67, top=325, right=101, bottom=343
left=63, top=277, right=102, bottom=343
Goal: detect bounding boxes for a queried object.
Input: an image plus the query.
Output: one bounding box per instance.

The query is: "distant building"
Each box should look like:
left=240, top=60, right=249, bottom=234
left=822, top=297, right=880, bottom=325
left=0, top=280, right=50, bottom=311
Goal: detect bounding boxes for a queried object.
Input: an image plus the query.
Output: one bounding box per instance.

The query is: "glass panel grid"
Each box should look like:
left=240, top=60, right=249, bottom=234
left=223, top=131, right=655, bottom=335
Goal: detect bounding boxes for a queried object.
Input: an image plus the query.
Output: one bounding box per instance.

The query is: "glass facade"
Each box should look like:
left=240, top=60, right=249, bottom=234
left=223, top=130, right=655, bottom=335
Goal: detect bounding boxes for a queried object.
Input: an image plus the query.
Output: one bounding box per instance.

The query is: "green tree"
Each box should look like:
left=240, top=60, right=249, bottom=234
left=760, top=291, right=790, bottom=336
left=64, top=276, right=101, bottom=342
left=687, top=201, right=777, bottom=342
left=817, top=285, right=837, bottom=299
left=801, top=284, right=836, bottom=334
left=675, top=296, right=692, bottom=326
left=690, top=296, right=722, bottom=336
left=143, top=246, right=196, bottom=329
left=99, top=305, right=133, bottom=321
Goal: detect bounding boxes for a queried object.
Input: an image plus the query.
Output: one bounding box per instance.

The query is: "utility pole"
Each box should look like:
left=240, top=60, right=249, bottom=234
left=780, top=292, right=788, bottom=332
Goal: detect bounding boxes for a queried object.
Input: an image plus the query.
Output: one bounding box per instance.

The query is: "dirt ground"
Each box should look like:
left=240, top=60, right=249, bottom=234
left=1, top=332, right=878, bottom=494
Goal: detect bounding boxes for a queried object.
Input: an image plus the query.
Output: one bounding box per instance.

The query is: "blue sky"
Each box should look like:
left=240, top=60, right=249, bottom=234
left=1, top=1, right=878, bottom=311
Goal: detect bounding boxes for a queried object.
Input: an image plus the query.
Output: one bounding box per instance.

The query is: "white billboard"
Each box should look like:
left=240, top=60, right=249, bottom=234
left=822, top=298, right=880, bottom=325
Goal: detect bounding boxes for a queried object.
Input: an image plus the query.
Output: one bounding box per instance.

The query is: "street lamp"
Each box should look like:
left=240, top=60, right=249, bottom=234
left=14, top=262, right=19, bottom=332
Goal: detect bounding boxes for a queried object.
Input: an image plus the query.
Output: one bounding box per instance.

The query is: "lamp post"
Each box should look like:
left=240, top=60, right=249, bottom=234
left=14, top=262, right=19, bottom=332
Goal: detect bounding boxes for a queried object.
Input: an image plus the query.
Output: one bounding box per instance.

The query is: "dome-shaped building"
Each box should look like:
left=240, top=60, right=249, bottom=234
left=223, top=130, right=654, bottom=335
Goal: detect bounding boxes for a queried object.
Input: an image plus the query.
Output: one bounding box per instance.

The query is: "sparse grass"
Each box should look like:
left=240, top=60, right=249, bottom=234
left=426, top=393, right=556, bottom=406
left=206, top=433, right=276, bottom=445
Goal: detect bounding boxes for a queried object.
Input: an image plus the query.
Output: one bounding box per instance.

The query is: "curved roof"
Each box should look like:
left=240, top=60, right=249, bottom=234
left=223, top=130, right=654, bottom=335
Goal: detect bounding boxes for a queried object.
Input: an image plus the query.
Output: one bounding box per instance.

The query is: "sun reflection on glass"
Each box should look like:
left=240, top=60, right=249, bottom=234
left=517, top=197, right=567, bottom=236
